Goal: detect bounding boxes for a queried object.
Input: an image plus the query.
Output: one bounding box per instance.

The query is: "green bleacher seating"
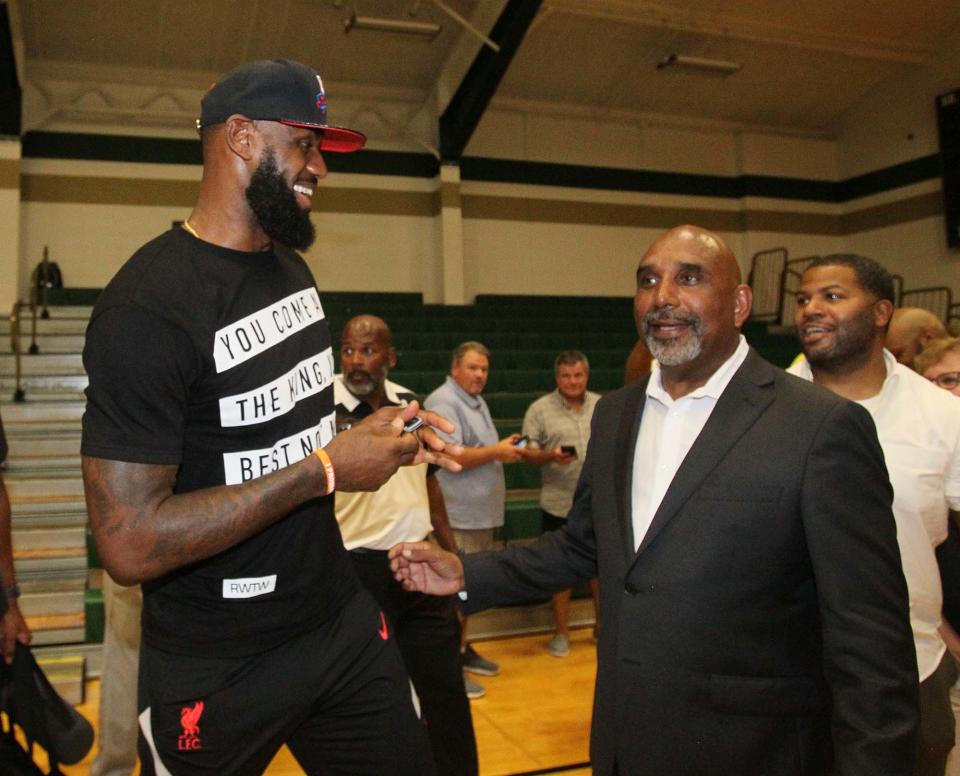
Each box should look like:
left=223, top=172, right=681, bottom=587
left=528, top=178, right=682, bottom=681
left=85, top=588, right=105, bottom=643
left=495, top=420, right=523, bottom=437
left=505, top=463, right=542, bottom=490
left=500, top=369, right=542, bottom=392
left=486, top=392, right=542, bottom=419
left=396, top=350, right=438, bottom=370
left=496, top=500, right=542, bottom=542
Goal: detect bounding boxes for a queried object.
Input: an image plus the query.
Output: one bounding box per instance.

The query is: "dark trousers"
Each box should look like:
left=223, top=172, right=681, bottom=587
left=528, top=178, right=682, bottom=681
left=351, top=548, right=479, bottom=776
left=917, top=651, right=958, bottom=776
left=137, top=587, right=435, bottom=776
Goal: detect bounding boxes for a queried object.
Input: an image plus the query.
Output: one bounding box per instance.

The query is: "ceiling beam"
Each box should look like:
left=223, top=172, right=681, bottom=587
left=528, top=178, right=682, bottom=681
left=545, top=0, right=932, bottom=65
left=439, top=0, right=542, bottom=162
left=0, top=0, right=22, bottom=135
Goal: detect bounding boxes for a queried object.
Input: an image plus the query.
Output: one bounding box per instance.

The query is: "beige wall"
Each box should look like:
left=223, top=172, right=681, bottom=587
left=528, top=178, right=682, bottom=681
left=6, top=81, right=957, bottom=312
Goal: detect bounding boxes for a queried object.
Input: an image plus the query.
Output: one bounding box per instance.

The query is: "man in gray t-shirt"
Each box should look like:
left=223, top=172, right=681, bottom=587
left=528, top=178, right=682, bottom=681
left=520, top=351, right=600, bottom=657
left=425, top=341, right=520, bottom=696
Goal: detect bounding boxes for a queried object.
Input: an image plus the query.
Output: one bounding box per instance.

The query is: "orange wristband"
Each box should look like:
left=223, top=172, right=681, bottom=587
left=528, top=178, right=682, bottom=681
left=314, top=448, right=336, bottom=495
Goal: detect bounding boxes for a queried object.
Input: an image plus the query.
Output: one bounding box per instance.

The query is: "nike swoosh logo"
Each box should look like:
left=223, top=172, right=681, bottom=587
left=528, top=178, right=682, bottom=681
left=377, top=611, right=389, bottom=641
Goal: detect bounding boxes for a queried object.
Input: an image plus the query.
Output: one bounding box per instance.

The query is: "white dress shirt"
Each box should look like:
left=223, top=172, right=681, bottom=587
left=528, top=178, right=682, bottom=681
left=789, top=350, right=960, bottom=680
left=631, top=336, right=749, bottom=550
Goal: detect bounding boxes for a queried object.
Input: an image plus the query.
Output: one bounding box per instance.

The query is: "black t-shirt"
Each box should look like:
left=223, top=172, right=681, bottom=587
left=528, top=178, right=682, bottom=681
left=82, top=228, right=358, bottom=657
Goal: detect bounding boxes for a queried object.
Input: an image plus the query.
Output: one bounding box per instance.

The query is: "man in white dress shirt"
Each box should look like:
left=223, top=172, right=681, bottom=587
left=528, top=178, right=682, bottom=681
left=390, top=226, right=919, bottom=776
left=791, top=253, right=960, bottom=776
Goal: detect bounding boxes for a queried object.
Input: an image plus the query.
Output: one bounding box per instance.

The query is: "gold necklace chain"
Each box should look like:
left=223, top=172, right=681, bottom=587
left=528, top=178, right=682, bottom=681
left=181, top=219, right=201, bottom=239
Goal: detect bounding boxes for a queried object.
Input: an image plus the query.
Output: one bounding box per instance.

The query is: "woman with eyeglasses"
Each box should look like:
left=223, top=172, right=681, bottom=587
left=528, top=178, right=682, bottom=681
left=916, top=337, right=960, bottom=397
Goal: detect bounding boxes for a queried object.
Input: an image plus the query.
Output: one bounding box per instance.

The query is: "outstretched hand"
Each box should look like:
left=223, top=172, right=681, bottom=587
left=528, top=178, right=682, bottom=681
left=397, top=401, right=463, bottom=471
left=325, top=401, right=462, bottom=492
left=389, top=541, right=465, bottom=596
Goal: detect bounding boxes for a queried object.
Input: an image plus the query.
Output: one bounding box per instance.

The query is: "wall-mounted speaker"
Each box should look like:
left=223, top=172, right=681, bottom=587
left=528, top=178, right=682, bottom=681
left=937, top=89, right=960, bottom=249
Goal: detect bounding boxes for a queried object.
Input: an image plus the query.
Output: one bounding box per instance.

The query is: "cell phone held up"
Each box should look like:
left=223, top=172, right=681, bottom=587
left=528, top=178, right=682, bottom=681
left=560, top=445, right=577, bottom=458
left=513, top=435, right=530, bottom=449
left=403, top=416, right=425, bottom=434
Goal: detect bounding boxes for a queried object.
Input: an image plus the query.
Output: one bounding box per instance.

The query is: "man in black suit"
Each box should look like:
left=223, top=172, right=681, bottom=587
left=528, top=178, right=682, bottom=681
left=391, top=225, right=919, bottom=775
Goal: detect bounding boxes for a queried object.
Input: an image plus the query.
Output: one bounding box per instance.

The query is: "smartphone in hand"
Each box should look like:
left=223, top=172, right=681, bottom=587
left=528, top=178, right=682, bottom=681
left=514, top=435, right=530, bottom=449
left=560, top=445, right=577, bottom=458
left=403, top=417, right=425, bottom=434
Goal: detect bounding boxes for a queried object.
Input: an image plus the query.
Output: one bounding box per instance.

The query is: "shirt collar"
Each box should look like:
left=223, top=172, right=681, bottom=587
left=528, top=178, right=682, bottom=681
left=445, top=374, right=483, bottom=408
left=646, top=335, right=749, bottom=406
left=792, top=348, right=900, bottom=396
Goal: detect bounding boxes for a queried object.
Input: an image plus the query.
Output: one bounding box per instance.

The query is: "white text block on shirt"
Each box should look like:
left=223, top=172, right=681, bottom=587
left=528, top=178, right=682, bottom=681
left=219, top=347, right=334, bottom=427
left=222, top=411, right=336, bottom=485
left=213, top=288, right=325, bottom=373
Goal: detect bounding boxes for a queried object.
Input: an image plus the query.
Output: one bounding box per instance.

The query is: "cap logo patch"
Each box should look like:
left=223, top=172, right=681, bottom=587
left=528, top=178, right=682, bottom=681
left=315, top=74, right=328, bottom=116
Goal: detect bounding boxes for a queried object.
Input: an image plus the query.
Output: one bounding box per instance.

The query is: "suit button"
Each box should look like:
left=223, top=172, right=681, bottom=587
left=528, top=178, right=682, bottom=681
left=624, top=583, right=638, bottom=596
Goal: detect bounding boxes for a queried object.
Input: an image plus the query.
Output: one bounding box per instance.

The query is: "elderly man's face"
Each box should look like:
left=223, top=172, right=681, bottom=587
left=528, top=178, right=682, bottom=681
left=451, top=350, right=489, bottom=396
left=556, top=361, right=589, bottom=403
left=634, top=230, right=744, bottom=373
left=341, top=330, right=394, bottom=398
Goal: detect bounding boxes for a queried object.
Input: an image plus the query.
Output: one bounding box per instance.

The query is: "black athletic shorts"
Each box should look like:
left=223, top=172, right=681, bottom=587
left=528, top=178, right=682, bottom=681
left=137, top=587, right=435, bottom=775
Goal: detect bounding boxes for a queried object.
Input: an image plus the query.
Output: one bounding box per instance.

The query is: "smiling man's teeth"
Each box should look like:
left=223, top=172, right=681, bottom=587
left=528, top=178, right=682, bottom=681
left=293, top=183, right=314, bottom=197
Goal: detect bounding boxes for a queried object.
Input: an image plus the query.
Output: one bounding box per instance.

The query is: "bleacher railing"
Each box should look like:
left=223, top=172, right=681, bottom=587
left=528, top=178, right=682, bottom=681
left=745, top=247, right=788, bottom=323
left=8, top=293, right=43, bottom=402
left=900, top=286, right=953, bottom=324
left=745, top=246, right=954, bottom=330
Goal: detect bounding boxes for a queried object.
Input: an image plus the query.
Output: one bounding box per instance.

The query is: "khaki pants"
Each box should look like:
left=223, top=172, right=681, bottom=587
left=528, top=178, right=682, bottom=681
left=89, top=575, right=142, bottom=776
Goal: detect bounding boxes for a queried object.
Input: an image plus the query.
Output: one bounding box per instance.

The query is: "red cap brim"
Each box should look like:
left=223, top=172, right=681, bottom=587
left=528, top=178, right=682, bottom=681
left=279, top=121, right=366, bottom=153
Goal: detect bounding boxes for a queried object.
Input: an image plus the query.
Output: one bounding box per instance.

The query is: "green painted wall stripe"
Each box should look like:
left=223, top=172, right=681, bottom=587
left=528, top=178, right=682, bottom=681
left=18, top=174, right=939, bottom=235
left=441, top=182, right=461, bottom=210
left=20, top=131, right=943, bottom=204
left=0, top=158, right=18, bottom=189
left=841, top=191, right=943, bottom=234
left=21, top=175, right=199, bottom=206
left=19, top=174, right=440, bottom=216
left=461, top=194, right=744, bottom=232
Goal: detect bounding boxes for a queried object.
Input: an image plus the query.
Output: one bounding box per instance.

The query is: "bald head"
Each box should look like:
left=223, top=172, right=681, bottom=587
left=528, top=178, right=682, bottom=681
left=885, top=307, right=948, bottom=367
left=341, top=314, right=392, bottom=346
left=646, top=225, right=742, bottom=286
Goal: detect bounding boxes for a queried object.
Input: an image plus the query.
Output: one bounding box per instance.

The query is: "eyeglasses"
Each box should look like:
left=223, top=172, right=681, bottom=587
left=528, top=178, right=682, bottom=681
left=928, top=372, right=960, bottom=390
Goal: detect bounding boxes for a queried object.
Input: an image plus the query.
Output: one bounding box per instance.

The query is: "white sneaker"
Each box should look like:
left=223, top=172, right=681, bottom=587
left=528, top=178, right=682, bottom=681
left=547, top=632, right=570, bottom=657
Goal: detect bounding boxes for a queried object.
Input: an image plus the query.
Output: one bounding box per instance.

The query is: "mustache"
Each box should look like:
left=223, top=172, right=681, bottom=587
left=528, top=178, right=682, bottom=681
left=642, top=308, right=701, bottom=334
left=346, top=370, right=373, bottom=382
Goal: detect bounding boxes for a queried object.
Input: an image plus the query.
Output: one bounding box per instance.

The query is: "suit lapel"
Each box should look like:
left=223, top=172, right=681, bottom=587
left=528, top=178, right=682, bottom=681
left=615, top=378, right=647, bottom=562
left=634, top=351, right=776, bottom=557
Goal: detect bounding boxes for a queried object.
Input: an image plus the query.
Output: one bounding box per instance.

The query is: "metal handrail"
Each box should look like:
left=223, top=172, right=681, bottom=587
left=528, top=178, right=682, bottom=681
left=9, top=300, right=25, bottom=402
left=9, top=293, right=41, bottom=402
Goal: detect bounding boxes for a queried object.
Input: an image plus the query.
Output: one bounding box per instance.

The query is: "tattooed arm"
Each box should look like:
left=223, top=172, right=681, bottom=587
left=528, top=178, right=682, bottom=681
left=84, top=402, right=458, bottom=585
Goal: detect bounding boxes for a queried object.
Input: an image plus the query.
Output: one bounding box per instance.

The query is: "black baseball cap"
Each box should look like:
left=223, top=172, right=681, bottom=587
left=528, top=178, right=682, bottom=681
left=198, top=59, right=366, bottom=153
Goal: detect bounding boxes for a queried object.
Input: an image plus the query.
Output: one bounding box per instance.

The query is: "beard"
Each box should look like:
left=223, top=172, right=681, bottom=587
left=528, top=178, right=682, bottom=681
left=245, top=149, right=316, bottom=250
left=802, top=308, right=876, bottom=372
left=643, top=308, right=703, bottom=367
left=344, top=366, right=388, bottom=397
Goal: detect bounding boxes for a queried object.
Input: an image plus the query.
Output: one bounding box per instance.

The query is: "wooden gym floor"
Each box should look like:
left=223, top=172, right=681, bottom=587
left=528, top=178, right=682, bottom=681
left=52, top=628, right=596, bottom=776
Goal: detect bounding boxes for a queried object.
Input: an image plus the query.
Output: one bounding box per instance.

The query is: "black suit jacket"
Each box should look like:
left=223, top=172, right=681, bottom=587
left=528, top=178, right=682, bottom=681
left=464, top=350, right=918, bottom=776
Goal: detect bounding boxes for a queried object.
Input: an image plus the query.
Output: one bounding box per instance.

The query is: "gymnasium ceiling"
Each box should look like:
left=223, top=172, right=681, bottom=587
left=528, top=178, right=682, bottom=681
left=8, top=0, right=960, bottom=152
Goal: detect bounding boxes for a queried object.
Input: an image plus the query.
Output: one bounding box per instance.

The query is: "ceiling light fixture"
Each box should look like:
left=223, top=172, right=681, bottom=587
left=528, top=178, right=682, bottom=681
left=343, top=12, right=441, bottom=39
left=656, top=54, right=742, bottom=77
